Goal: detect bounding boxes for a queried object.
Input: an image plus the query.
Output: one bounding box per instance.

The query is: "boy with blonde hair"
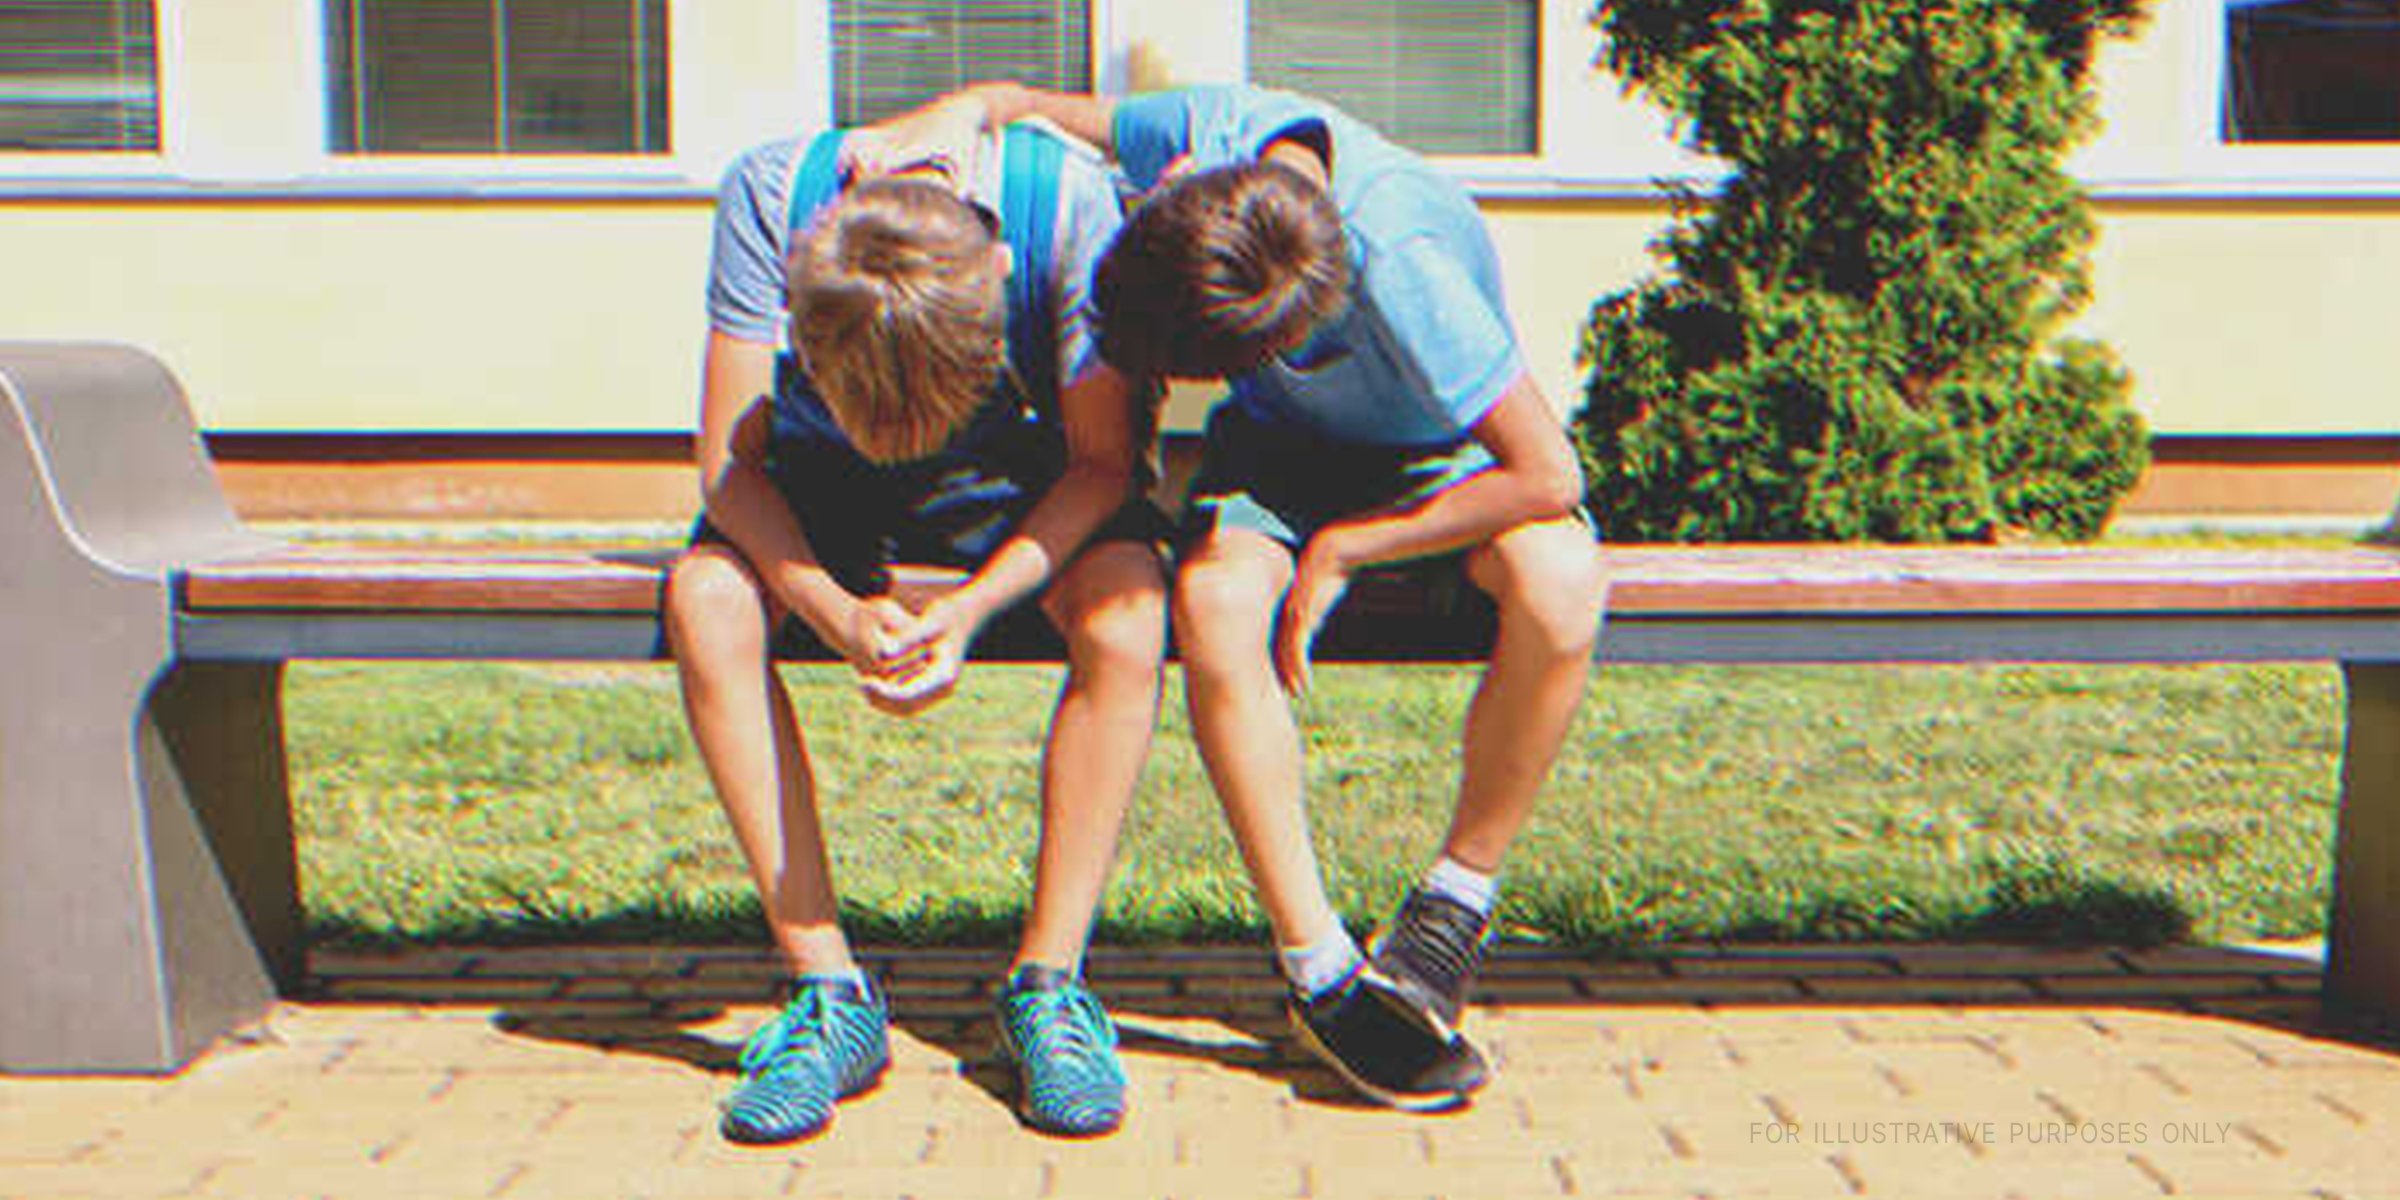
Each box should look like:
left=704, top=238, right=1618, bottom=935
left=668, top=119, right=1166, bottom=1143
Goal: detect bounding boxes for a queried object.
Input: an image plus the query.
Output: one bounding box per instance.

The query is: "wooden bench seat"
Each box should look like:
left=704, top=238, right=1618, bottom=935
left=8, top=341, right=2400, bottom=1075
left=176, top=541, right=2400, bottom=666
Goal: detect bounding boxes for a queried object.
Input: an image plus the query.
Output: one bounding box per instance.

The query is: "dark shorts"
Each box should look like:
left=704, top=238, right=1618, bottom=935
left=1179, top=401, right=1496, bottom=552
left=1175, top=401, right=1600, bottom=642
left=690, top=431, right=1169, bottom=658
left=1173, top=404, right=1603, bottom=661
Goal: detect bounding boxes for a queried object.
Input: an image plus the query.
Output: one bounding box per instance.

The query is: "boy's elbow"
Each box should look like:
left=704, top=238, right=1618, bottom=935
left=1530, top=457, right=1585, bottom=519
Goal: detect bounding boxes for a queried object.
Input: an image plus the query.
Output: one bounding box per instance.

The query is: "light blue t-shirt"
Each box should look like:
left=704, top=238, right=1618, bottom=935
left=705, top=126, right=1123, bottom=409
left=1112, top=85, right=1526, bottom=448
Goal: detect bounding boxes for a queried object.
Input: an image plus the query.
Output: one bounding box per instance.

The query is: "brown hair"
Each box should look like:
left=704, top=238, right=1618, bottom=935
left=788, top=178, right=1007, bottom=463
left=1092, top=160, right=1349, bottom=380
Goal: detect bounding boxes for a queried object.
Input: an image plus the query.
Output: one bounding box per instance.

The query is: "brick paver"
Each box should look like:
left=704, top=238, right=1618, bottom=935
left=3, top=943, right=2396, bottom=1199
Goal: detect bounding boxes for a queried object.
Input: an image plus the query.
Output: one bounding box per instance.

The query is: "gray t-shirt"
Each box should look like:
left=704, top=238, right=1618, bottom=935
left=704, top=126, right=1123, bottom=395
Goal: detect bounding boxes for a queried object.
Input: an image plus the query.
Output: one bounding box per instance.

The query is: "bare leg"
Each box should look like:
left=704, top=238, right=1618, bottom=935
left=1014, top=541, right=1170, bottom=972
left=665, top=544, right=856, bottom=978
left=1175, top=530, right=1346, bottom=950
left=1444, top=517, right=1606, bottom=872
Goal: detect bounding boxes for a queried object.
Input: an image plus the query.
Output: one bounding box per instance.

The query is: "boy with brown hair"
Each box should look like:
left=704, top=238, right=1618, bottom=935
left=669, top=120, right=1166, bottom=1143
left=883, top=82, right=1607, bottom=1111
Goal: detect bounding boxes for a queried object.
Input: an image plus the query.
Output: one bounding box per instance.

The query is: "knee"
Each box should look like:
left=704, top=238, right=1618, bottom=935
left=1171, top=558, right=1278, bottom=674
left=1478, top=526, right=1606, bottom=659
left=1055, top=567, right=1168, bottom=684
left=663, top=549, right=770, bottom=669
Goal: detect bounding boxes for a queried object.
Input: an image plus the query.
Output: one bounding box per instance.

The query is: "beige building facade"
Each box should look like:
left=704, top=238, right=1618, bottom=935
left=2, top=2, right=2395, bottom=520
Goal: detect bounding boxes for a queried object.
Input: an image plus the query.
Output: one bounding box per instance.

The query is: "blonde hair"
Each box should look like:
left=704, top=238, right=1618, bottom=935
left=788, top=178, right=1007, bottom=463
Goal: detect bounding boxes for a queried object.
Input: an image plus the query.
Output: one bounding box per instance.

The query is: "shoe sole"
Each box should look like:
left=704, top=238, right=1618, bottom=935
left=1286, top=1006, right=1473, bottom=1114
left=992, top=1012, right=1126, bottom=1138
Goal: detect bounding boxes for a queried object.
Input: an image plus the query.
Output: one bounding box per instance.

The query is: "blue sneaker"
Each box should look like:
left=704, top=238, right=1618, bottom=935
left=719, top=975, right=891, bottom=1145
left=994, top=965, right=1128, bottom=1136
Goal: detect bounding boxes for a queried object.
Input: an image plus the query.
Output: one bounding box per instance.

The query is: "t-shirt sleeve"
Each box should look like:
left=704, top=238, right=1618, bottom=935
left=1109, top=90, right=1196, bottom=190
left=1113, top=85, right=1332, bottom=187
left=1223, top=87, right=1330, bottom=170
left=704, top=144, right=795, bottom=346
left=1373, top=236, right=1525, bottom=434
left=1047, top=150, right=1122, bottom=388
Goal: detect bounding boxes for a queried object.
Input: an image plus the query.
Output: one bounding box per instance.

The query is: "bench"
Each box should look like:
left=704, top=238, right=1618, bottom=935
left=7, top=340, right=2400, bottom=1074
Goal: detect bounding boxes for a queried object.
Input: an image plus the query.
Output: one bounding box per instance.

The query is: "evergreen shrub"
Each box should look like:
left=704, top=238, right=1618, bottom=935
left=1577, top=0, right=2152, bottom=542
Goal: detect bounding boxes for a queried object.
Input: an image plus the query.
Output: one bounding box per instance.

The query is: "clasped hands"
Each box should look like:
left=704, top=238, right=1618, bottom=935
left=836, top=593, right=978, bottom=717
left=826, top=534, right=1356, bottom=707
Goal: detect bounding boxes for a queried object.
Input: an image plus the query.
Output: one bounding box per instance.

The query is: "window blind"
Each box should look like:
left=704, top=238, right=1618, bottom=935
left=325, top=0, right=669, bottom=154
left=0, top=0, right=159, bottom=151
left=1247, top=0, right=1536, bottom=156
left=832, top=0, right=1089, bottom=128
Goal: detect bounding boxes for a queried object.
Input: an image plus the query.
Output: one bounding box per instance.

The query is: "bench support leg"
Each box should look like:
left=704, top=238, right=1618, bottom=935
left=147, top=661, right=305, bottom=1020
left=0, top=661, right=299, bottom=1074
left=2328, top=662, right=2400, bottom=1020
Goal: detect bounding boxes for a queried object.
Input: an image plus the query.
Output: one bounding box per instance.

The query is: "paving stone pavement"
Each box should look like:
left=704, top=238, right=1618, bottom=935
left=4, top=943, right=2397, bottom=1200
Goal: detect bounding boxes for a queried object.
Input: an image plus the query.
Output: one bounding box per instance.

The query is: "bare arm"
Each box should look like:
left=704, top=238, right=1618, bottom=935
left=862, top=362, right=1145, bottom=711
left=967, top=83, right=1119, bottom=150
left=951, top=362, right=1144, bottom=622
left=1313, top=374, right=1583, bottom=570
left=1275, top=373, right=1585, bottom=692
left=691, top=330, right=881, bottom=660
left=847, top=84, right=1121, bottom=177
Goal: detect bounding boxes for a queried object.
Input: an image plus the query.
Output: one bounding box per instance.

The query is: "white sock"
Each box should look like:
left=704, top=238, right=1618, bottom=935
left=1424, top=856, right=1498, bottom=918
left=794, top=966, right=870, bottom=993
left=1278, top=932, right=1365, bottom=1000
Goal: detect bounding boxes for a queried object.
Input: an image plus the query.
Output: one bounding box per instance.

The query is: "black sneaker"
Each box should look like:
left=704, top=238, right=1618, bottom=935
left=1368, top=887, right=1493, bottom=1037
left=1288, top=965, right=1488, bottom=1111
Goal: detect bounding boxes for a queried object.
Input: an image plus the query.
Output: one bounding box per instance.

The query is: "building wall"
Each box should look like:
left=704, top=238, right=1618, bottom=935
left=5, top=191, right=2396, bottom=439
left=0, top=198, right=707, bottom=431
left=3, top=3, right=2395, bottom=503
left=2083, top=198, right=2400, bottom=435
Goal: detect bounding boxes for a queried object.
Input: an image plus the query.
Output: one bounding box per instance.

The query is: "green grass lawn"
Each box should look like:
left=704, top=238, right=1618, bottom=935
left=289, top=657, right=2342, bottom=952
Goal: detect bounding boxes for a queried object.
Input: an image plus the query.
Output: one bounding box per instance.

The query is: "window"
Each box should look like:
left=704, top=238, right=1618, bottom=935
left=2223, top=0, right=2400, bottom=142
left=2068, top=0, right=2400, bottom=193
left=832, top=0, right=1090, bottom=128
left=1246, top=0, right=1537, bottom=156
left=0, top=0, right=159, bottom=152
left=324, top=0, right=669, bottom=155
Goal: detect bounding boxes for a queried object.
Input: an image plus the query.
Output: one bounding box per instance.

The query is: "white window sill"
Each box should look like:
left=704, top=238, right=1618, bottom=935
left=7, top=164, right=2400, bottom=204
left=0, top=173, right=716, bottom=201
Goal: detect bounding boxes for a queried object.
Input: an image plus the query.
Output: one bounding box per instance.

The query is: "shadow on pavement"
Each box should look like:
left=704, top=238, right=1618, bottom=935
left=300, top=940, right=2400, bottom=1111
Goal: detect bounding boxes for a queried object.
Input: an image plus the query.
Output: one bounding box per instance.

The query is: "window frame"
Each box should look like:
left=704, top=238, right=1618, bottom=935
left=828, top=0, right=1100, bottom=131
left=0, top=0, right=1748, bottom=198
left=0, top=0, right=717, bottom=189
left=1208, top=0, right=1707, bottom=195
left=2143, top=0, right=2400, bottom=196
left=297, top=0, right=693, bottom=180
left=0, top=0, right=178, bottom=175
left=1236, top=0, right=1542, bottom=164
